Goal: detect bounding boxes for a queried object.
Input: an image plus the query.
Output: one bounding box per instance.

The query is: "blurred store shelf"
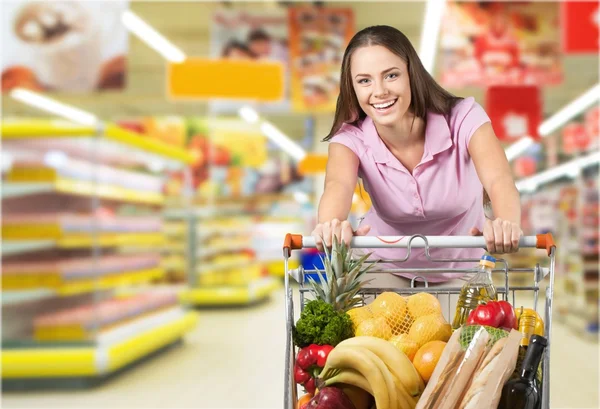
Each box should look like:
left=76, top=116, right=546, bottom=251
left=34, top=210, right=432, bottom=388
left=2, top=179, right=164, bottom=205
left=1, top=120, right=194, bottom=167
left=2, top=308, right=198, bottom=379
left=2, top=233, right=165, bottom=249
left=179, top=276, right=280, bottom=306
left=1, top=119, right=199, bottom=386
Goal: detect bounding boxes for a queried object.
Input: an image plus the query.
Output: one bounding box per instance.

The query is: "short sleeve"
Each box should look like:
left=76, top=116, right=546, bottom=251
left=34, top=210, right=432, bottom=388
left=329, top=123, right=365, bottom=158
left=452, top=97, right=491, bottom=150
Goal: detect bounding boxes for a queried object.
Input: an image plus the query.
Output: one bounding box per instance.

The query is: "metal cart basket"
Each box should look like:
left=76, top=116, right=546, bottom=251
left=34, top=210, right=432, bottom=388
left=283, top=233, right=556, bottom=409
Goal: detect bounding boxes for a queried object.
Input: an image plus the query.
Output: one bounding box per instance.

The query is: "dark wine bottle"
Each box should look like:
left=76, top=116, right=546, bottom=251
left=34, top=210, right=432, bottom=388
left=498, top=335, right=547, bottom=409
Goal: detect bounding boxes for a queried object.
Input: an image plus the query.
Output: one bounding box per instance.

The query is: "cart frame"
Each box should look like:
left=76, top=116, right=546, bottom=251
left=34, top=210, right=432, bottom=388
left=283, top=233, right=556, bottom=409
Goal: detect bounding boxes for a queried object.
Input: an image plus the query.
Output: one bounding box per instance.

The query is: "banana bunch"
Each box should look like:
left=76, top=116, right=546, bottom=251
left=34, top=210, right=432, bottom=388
left=318, top=336, right=424, bottom=409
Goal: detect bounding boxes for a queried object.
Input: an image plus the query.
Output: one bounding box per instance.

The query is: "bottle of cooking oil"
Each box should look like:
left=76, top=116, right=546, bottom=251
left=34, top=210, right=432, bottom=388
left=452, top=255, right=498, bottom=329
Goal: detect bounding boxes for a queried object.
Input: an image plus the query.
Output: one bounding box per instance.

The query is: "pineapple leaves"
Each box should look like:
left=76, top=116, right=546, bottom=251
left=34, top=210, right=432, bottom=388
left=309, top=235, right=379, bottom=313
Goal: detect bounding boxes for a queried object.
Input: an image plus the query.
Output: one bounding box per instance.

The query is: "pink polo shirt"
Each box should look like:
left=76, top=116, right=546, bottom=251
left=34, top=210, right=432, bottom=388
left=330, top=97, right=490, bottom=282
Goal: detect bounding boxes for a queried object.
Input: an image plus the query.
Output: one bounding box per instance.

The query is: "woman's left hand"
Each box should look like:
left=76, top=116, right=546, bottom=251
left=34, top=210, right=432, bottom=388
left=470, top=218, right=523, bottom=254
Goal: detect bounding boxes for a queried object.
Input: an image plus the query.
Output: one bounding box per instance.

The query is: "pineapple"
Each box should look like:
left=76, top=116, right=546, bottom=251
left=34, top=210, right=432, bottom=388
left=307, top=236, right=376, bottom=313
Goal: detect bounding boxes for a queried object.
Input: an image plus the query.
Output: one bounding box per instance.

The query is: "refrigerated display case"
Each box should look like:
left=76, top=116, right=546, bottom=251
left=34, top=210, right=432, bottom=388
left=1, top=120, right=199, bottom=386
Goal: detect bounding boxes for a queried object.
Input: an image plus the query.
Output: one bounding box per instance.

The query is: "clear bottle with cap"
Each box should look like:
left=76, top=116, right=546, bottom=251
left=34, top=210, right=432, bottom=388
left=452, top=254, right=498, bottom=329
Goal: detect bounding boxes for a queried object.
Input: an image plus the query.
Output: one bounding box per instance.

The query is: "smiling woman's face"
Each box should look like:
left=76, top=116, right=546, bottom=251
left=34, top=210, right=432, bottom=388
left=350, top=45, right=412, bottom=128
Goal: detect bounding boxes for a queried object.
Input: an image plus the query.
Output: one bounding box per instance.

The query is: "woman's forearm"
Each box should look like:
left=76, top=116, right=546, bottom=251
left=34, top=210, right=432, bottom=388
left=318, top=181, right=354, bottom=223
left=488, top=175, right=521, bottom=224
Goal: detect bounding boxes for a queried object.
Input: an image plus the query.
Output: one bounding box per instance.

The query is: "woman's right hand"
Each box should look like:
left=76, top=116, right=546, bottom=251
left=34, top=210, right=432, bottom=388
left=311, top=219, right=371, bottom=251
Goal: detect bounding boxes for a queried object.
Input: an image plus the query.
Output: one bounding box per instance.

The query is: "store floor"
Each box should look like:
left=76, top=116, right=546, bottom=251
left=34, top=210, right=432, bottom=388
left=2, top=287, right=599, bottom=409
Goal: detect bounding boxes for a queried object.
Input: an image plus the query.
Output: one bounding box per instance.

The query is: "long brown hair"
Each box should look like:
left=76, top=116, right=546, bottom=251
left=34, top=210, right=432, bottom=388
left=324, top=25, right=462, bottom=141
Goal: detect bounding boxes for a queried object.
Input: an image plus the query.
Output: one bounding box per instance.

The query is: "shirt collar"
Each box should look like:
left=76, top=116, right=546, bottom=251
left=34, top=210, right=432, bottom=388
left=360, top=112, right=453, bottom=165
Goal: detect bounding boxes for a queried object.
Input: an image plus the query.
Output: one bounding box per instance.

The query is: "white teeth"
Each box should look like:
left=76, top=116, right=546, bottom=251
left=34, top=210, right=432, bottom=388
left=372, top=100, right=396, bottom=109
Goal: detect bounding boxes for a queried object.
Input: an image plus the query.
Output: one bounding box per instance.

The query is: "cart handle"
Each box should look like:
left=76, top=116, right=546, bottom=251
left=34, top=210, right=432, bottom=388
left=283, top=233, right=556, bottom=256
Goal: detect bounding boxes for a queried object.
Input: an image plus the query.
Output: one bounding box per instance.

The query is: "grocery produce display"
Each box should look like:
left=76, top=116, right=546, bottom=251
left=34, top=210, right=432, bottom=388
left=1, top=120, right=198, bottom=382
left=288, top=237, right=552, bottom=409
left=33, top=291, right=179, bottom=341
left=169, top=195, right=303, bottom=306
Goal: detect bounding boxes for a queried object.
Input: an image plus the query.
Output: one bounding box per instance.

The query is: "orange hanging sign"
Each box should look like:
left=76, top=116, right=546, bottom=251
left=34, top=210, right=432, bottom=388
left=167, top=58, right=285, bottom=101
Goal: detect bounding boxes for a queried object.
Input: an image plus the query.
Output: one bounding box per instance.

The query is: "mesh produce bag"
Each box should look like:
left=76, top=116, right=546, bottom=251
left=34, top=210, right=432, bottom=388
left=459, top=324, right=509, bottom=348
left=347, top=292, right=452, bottom=349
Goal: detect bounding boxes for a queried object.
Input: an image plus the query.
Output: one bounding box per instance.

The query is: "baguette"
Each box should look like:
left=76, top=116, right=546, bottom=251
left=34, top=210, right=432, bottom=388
left=458, top=330, right=521, bottom=409
left=458, top=337, right=507, bottom=409
left=435, top=328, right=490, bottom=409
left=416, top=327, right=490, bottom=409
left=415, top=329, right=463, bottom=409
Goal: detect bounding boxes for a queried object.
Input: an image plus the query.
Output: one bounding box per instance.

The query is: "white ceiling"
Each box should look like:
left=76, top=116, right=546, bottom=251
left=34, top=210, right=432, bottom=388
left=2, top=1, right=598, bottom=141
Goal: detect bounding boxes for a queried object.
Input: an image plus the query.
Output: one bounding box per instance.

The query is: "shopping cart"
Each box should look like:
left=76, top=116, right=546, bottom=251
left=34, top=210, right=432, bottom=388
left=283, top=233, right=556, bottom=409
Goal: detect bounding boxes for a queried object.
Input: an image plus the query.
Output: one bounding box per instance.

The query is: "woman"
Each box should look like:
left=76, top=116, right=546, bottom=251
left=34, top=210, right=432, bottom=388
left=311, top=25, right=522, bottom=286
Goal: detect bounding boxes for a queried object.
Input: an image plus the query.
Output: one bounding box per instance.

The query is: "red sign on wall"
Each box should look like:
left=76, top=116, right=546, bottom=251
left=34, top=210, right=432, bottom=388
left=562, top=123, right=589, bottom=154
left=486, top=86, right=542, bottom=142
left=585, top=106, right=600, bottom=142
left=562, top=1, right=600, bottom=54
left=514, top=156, right=537, bottom=178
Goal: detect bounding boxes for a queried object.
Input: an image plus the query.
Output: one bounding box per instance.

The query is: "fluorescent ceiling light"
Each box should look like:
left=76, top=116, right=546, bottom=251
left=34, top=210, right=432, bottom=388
left=505, top=136, right=535, bottom=162
left=419, top=0, right=446, bottom=73
left=121, top=10, right=186, bottom=63
left=239, top=106, right=259, bottom=123
left=260, top=122, right=307, bottom=162
left=238, top=107, right=306, bottom=162
left=10, top=88, right=98, bottom=126
left=515, top=151, right=600, bottom=192
left=538, top=83, right=600, bottom=136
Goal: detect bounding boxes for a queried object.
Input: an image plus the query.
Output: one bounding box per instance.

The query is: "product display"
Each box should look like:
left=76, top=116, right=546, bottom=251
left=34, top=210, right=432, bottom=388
left=2, top=253, right=163, bottom=294
left=529, top=176, right=599, bottom=341
left=33, top=291, right=179, bottom=341
left=169, top=199, right=295, bottom=306
left=1, top=121, right=198, bottom=383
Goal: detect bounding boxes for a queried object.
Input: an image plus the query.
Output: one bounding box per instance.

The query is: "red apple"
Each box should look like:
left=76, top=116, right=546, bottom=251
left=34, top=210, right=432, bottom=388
left=305, top=387, right=356, bottom=409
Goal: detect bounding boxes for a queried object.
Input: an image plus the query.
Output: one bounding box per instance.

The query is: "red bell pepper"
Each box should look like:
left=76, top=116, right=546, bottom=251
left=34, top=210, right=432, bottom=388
left=294, top=344, right=334, bottom=394
left=467, top=301, right=505, bottom=328
left=497, top=300, right=518, bottom=330
left=467, top=300, right=518, bottom=330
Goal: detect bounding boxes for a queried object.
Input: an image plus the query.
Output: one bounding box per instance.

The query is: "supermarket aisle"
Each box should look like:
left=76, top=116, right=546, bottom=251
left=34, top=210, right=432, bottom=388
left=2, top=288, right=599, bottom=409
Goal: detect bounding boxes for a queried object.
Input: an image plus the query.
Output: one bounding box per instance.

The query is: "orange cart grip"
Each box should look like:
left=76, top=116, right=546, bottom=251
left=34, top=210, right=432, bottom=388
left=536, top=233, right=556, bottom=256
left=283, top=234, right=303, bottom=255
